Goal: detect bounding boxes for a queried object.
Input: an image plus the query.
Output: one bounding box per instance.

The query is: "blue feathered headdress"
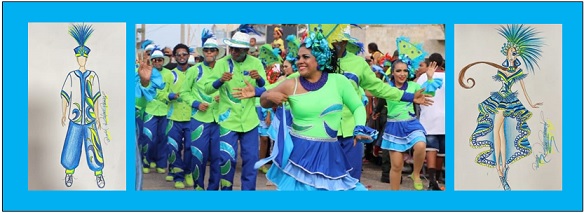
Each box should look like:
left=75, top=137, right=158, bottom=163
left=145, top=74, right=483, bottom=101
left=140, top=39, right=153, bottom=50
left=285, top=35, right=300, bottom=72
left=69, top=23, right=94, bottom=57
left=396, top=36, right=426, bottom=78
left=498, top=24, right=543, bottom=73
left=201, top=28, right=214, bottom=46
left=237, top=24, right=263, bottom=36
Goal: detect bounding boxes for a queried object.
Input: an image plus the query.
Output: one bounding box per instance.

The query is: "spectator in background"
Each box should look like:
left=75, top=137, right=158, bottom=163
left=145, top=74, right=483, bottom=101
left=272, top=27, right=284, bottom=50
left=418, top=53, right=446, bottom=190
left=164, top=46, right=178, bottom=70
left=368, top=43, right=384, bottom=65
left=248, top=37, right=259, bottom=57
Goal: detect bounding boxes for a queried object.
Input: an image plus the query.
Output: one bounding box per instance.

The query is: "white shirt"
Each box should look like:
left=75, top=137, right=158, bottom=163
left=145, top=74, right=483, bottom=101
left=417, top=72, right=445, bottom=135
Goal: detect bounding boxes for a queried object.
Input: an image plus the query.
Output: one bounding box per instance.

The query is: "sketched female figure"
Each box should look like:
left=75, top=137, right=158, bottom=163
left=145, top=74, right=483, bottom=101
left=459, top=24, right=543, bottom=190
left=60, top=24, right=105, bottom=188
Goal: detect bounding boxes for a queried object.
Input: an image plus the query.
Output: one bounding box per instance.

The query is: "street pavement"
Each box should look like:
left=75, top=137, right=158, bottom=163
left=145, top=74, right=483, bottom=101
left=142, top=154, right=445, bottom=191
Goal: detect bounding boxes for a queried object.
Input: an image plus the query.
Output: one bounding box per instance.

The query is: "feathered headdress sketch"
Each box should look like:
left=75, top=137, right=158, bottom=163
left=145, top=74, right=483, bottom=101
left=498, top=24, right=543, bottom=73
left=69, top=23, right=94, bottom=57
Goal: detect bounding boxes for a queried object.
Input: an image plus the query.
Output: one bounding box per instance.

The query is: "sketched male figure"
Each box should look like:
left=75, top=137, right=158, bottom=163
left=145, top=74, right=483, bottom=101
left=60, top=23, right=105, bottom=188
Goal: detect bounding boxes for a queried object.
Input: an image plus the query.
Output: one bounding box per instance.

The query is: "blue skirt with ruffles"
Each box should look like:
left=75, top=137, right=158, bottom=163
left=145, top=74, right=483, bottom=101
left=266, top=133, right=367, bottom=191
left=381, top=118, right=427, bottom=152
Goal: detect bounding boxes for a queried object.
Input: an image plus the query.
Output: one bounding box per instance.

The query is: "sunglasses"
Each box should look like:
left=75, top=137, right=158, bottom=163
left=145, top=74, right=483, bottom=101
left=151, top=58, right=164, bottom=62
left=230, top=47, right=245, bottom=53
left=175, top=53, right=189, bottom=57
left=203, top=48, right=217, bottom=53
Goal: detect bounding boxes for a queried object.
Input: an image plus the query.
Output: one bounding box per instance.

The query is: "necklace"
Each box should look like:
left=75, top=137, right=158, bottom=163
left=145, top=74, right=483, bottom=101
left=299, top=72, right=328, bottom=91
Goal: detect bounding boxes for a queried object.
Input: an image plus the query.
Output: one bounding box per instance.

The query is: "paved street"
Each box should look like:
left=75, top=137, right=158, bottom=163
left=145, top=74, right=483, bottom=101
left=142, top=155, right=444, bottom=191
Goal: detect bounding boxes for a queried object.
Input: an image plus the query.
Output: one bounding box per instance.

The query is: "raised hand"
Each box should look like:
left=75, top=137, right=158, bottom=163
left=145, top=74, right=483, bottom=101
left=137, top=51, right=152, bottom=87
left=426, top=61, right=438, bottom=80
left=61, top=115, right=67, bottom=127
left=414, top=88, right=433, bottom=106
left=232, top=80, right=256, bottom=99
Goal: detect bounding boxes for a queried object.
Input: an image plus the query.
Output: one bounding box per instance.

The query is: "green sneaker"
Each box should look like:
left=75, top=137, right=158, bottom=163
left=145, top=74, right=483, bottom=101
left=174, top=181, right=185, bottom=189
left=142, top=167, right=150, bottom=174
left=165, top=175, right=174, bottom=182
left=149, top=162, right=157, bottom=169
left=259, top=166, right=269, bottom=174
left=185, top=174, right=194, bottom=187
left=156, top=168, right=166, bottom=174
left=411, top=176, right=424, bottom=191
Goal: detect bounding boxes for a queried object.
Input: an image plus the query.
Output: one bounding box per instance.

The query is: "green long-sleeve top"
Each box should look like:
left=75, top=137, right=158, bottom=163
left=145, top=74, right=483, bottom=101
left=337, top=52, right=413, bottom=138
left=385, top=81, right=422, bottom=120
left=288, top=73, right=366, bottom=139
left=144, top=68, right=173, bottom=116
left=166, top=66, right=192, bottom=122
left=181, top=62, right=220, bottom=123
left=203, top=55, right=267, bottom=132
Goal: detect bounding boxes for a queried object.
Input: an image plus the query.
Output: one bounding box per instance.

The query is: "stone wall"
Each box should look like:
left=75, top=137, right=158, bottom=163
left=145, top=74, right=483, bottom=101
left=351, top=24, right=445, bottom=60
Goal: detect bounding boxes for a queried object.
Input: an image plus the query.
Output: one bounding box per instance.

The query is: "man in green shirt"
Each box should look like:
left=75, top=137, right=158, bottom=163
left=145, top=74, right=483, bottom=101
left=139, top=47, right=173, bottom=175
left=203, top=29, right=266, bottom=190
left=165, top=43, right=195, bottom=189
left=180, top=29, right=225, bottom=190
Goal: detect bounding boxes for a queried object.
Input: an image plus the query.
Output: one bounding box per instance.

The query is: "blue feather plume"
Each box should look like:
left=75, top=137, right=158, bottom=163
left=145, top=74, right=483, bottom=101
left=69, top=23, right=94, bottom=46
left=238, top=24, right=263, bottom=36
left=201, top=28, right=214, bottom=45
left=497, top=24, right=543, bottom=73
left=140, top=39, right=153, bottom=50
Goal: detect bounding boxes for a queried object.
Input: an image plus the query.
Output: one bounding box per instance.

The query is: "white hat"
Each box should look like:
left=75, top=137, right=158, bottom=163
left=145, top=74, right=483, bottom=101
left=196, top=38, right=226, bottom=58
left=145, top=44, right=156, bottom=52
left=150, top=49, right=170, bottom=66
left=223, top=31, right=251, bottom=48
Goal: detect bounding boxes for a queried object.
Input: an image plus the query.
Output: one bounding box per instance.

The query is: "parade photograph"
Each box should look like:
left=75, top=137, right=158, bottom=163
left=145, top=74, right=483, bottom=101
left=134, top=24, right=446, bottom=191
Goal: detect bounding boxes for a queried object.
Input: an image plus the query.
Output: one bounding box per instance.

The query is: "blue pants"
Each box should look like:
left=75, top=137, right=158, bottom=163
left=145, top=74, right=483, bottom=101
left=190, top=120, right=221, bottom=190
left=339, top=136, right=362, bottom=180
left=219, top=127, right=259, bottom=190
left=61, top=121, right=104, bottom=173
left=167, top=120, right=194, bottom=182
left=140, top=114, right=168, bottom=168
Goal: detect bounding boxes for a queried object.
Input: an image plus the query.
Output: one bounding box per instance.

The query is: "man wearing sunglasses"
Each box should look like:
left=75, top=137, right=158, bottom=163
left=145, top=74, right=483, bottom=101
left=180, top=29, right=226, bottom=190
left=203, top=30, right=267, bottom=191
left=138, top=47, right=173, bottom=177
left=164, top=43, right=196, bottom=189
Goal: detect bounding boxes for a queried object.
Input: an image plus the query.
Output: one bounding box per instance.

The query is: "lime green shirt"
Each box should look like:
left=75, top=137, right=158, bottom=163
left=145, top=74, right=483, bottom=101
left=338, top=52, right=406, bottom=137
left=144, top=68, right=173, bottom=116
left=386, top=81, right=421, bottom=120
left=181, top=62, right=220, bottom=123
left=166, top=66, right=192, bottom=122
left=288, top=74, right=366, bottom=139
left=203, top=55, right=267, bottom=132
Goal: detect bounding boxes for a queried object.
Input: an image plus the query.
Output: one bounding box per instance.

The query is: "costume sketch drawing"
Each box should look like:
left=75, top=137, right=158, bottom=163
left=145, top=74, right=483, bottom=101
left=60, top=23, right=110, bottom=188
left=458, top=24, right=546, bottom=191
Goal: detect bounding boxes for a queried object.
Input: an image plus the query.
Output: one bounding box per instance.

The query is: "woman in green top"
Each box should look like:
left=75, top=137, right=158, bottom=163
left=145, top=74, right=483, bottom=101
left=237, top=26, right=377, bottom=190
left=378, top=57, right=442, bottom=190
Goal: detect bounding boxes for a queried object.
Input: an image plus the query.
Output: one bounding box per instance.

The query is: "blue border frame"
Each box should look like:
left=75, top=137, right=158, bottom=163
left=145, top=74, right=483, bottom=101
left=4, top=1, right=582, bottom=211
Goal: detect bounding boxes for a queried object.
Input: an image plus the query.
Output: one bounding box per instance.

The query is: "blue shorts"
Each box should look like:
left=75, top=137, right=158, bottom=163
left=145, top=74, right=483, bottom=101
left=258, top=126, right=269, bottom=137
left=425, top=135, right=445, bottom=156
